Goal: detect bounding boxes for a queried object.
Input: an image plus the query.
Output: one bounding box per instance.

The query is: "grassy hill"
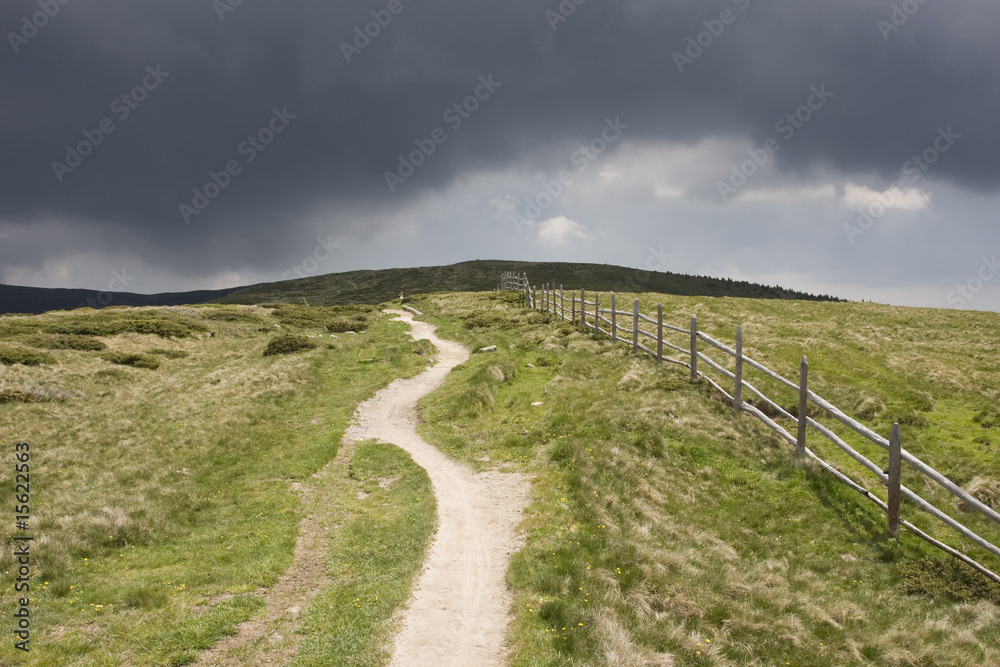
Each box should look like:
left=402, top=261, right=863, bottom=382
left=3, top=287, right=998, bottom=665
left=0, top=303, right=437, bottom=665
left=216, top=259, right=844, bottom=307
left=409, top=289, right=1000, bottom=666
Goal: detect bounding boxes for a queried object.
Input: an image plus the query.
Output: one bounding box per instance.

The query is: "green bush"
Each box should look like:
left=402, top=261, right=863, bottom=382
left=263, top=334, right=317, bottom=357
left=198, top=308, right=265, bottom=324
left=0, top=344, right=55, bottom=365
left=463, top=311, right=513, bottom=329
left=327, top=319, right=368, bottom=333
left=272, top=303, right=374, bottom=331
left=101, top=351, right=161, bottom=370
left=24, top=333, right=106, bottom=351
left=148, top=348, right=190, bottom=359
left=46, top=311, right=207, bottom=338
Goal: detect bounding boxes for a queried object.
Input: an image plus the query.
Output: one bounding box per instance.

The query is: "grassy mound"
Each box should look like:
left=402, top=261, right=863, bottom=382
left=263, top=333, right=318, bottom=356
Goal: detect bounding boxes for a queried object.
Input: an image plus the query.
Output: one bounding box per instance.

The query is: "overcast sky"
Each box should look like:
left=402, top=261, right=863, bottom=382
left=2, top=0, right=998, bottom=311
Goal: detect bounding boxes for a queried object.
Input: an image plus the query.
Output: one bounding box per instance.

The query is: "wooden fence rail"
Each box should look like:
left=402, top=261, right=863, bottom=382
left=497, top=271, right=1000, bottom=584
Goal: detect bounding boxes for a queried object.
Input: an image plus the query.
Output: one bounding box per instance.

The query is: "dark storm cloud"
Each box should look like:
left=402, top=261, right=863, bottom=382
left=1, top=0, right=997, bottom=280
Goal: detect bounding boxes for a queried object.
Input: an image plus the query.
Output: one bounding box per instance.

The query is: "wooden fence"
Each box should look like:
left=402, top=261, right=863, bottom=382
left=497, top=271, right=1000, bottom=584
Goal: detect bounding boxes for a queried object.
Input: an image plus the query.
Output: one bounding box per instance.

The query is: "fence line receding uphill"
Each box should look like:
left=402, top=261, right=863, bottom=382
left=497, top=271, right=1000, bottom=585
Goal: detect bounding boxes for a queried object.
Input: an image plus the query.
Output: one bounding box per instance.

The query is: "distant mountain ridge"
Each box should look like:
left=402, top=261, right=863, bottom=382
left=0, top=284, right=243, bottom=315
left=0, top=259, right=844, bottom=315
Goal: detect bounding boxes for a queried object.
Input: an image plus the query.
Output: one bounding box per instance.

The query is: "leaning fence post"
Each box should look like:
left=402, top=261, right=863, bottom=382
left=657, top=304, right=663, bottom=363
left=689, top=314, right=698, bottom=379
left=560, top=285, right=565, bottom=320
left=532, top=285, right=537, bottom=309
left=796, top=357, right=808, bottom=457
left=632, top=299, right=639, bottom=353
left=611, top=294, right=617, bottom=342
left=888, top=423, right=902, bottom=539
left=734, top=326, right=743, bottom=412
left=572, top=290, right=576, bottom=322
left=580, top=289, right=586, bottom=327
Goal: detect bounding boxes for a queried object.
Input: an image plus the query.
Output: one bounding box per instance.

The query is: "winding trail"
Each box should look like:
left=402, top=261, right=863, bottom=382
left=193, top=309, right=528, bottom=665
left=345, top=309, right=530, bottom=666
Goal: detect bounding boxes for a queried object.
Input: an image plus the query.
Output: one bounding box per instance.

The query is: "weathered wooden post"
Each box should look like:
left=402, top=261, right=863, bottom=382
left=888, top=423, right=902, bottom=539
left=734, top=326, right=743, bottom=412
left=580, top=289, right=586, bottom=327
left=689, top=314, right=698, bottom=380
left=594, top=293, right=600, bottom=335
left=611, top=293, right=617, bottom=342
left=657, top=304, right=663, bottom=363
left=632, top=299, right=639, bottom=353
left=571, top=290, right=576, bottom=322
left=560, top=285, right=565, bottom=320
left=531, top=285, right=536, bottom=309
left=796, top=357, right=808, bottom=457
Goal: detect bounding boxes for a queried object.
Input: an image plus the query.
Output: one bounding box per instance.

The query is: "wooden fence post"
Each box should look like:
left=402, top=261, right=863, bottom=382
left=632, top=299, right=639, bottom=353
left=594, top=293, right=600, bottom=335
left=888, top=423, right=902, bottom=539
left=560, top=285, right=565, bottom=320
left=690, top=314, right=698, bottom=380
left=611, top=294, right=617, bottom=342
left=734, top=326, right=743, bottom=412
left=657, top=304, right=663, bottom=363
left=532, top=285, right=536, bottom=309
left=797, top=357, right=808, bottom=457
left=572, top=290, right=576, bottom=323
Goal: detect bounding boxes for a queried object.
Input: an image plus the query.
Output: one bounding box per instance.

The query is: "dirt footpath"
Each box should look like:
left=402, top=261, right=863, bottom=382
left=345, top=309, right=530, bottom=666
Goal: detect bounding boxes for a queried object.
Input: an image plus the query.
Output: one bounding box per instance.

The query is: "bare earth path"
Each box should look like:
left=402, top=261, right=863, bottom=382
left=348, top=310, right=530, bottom=666
left=195, top=309, right=530, bottom=666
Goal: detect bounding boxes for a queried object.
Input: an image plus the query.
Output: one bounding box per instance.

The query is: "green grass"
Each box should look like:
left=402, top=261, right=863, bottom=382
left=291, top=441, right=436, bottom=666
left=0, top=304, right=434, bottom=666
left=410, top=290, right=1000, bottom=666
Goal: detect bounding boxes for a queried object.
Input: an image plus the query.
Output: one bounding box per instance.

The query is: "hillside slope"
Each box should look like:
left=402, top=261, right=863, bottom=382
left=216, top=259, right=844, bottom=307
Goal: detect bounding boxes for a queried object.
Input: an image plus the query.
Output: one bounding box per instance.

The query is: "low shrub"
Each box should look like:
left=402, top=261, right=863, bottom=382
left=463, top=311, right=512, bottom=329
left=327, top=319, right=368, bottom=333
left=24, top=333, right=106, bottom=351
left=264, top=334, right=317, bottom=357
left=46, top=310, right=207, bottom=338
left=0, top=344, right=55, bottom=365
left=148, top=348, right=189, bottom=359
left=101, top=351, right=161, bottom=370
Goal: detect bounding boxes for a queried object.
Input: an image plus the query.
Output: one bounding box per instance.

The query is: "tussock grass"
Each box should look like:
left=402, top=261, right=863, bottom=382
left=0, top=303, right=433, bottom=666
left=100, top=350, right=162, bottom=369
left=412, top=290, right=1000, bottom=666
